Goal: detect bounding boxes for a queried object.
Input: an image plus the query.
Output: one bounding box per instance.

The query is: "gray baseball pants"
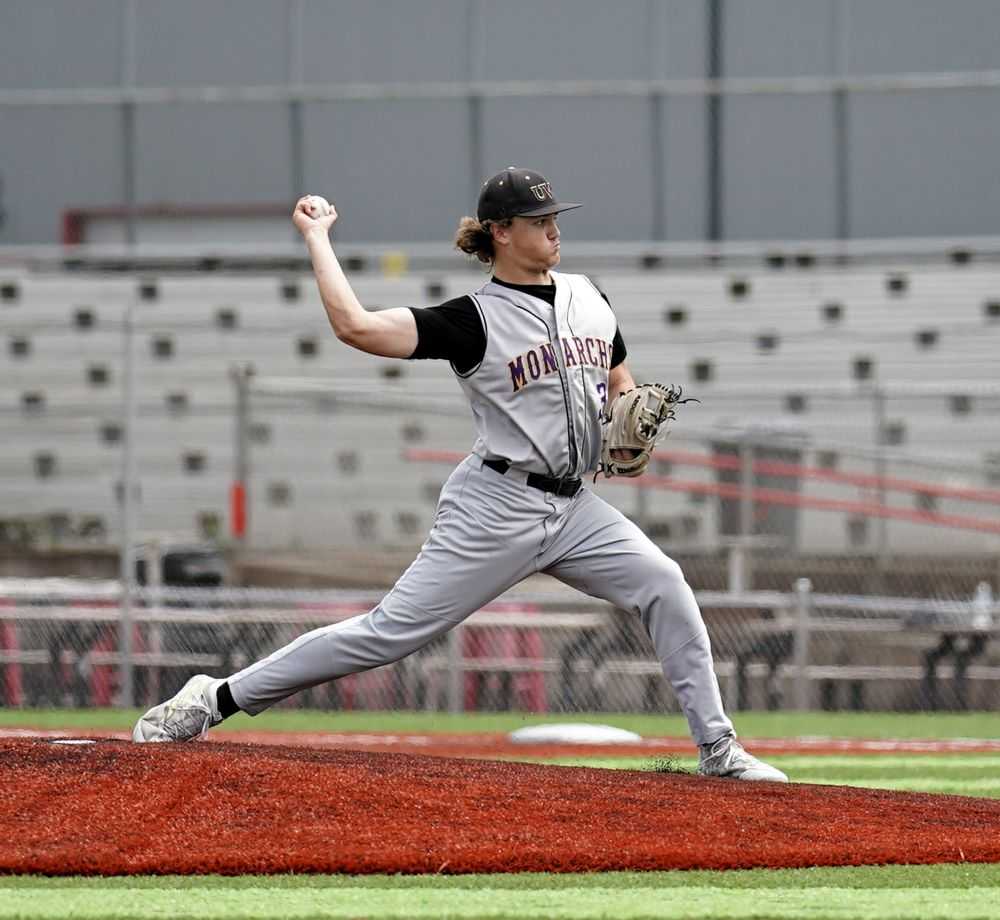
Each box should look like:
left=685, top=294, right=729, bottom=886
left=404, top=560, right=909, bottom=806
left=228, top=455, right=734, bottom=746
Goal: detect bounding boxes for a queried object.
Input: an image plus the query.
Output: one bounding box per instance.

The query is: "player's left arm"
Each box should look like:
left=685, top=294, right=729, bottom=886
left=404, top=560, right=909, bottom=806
left=604, top=361, right=642, bottom=465
left=608, top=361, right=636, bottom=404
left=600, top=295, right=631, bottom=403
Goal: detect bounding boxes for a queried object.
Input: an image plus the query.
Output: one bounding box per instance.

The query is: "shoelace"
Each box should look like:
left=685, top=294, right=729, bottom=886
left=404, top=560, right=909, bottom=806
left=162, top=702, right=212, bottom=741
left=700, top=737, right=752, bottom=774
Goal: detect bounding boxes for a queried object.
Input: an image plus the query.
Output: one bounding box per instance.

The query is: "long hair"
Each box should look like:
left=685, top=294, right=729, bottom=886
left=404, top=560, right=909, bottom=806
left=453, top=215, right=510, bottom=266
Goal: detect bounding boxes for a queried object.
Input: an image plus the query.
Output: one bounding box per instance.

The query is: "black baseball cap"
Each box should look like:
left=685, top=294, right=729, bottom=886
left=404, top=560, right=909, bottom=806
left=476, top=167, right=582, bottom=222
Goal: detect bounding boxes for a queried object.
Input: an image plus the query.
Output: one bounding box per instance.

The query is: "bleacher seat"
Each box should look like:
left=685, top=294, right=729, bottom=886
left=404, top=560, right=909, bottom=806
left=2, top=258, right=998, bottom=552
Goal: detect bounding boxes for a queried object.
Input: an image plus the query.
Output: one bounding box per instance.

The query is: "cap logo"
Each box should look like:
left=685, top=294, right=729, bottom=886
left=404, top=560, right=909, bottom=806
left=529, top=181, right=554, bottom=202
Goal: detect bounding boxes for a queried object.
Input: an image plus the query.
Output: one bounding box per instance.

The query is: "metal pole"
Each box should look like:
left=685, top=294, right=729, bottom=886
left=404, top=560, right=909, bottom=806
left=726, top=544, right=744, bottom=594
left=833, top=89, right=849, bottom=241
left=738, top=435, right=753, bottom=590
left=792, top=577, right=812, bottom=711
left=832, top=0, right=851, bottom=241
left=468, top=93, right=484, bottom=194
left=288, top=0, right=305, bottom=242
left=146, top=540, right=163, bottom=708
left=121, top=105, right=136, bottom=246
left=646, top=0, right=666, bottom=241
left=289, top=100, right=305, bottom=225
left=467, top=0, right=484, bottom=193
left=649, top=91, right=666, bottom=241
left=873, top=385, right=889, bottom=589
left=230, top=364, right=254, bottom=544
left=706, top=0, right=724, bottom=242
left=118, top=298, right=139, bottom=708
left=447, top=625, right=464, bottom=714
left=120, top=0, right=138, bottom=246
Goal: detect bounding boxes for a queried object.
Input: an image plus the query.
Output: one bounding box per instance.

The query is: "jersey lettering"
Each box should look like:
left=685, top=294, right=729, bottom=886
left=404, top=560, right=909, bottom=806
left=540, top=342, right=559, bottom=374
left=507, top=337, right=612, bottom=393
left=508, top=355, right=528, bottom=392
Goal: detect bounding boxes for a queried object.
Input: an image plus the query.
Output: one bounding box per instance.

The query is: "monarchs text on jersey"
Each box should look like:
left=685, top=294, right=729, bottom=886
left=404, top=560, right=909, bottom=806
left=507, top=333, right=614, bottom=394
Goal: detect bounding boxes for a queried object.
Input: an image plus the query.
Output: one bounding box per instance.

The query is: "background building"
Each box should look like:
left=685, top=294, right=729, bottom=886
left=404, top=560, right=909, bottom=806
left=2, top=0, right=1000, bottom=245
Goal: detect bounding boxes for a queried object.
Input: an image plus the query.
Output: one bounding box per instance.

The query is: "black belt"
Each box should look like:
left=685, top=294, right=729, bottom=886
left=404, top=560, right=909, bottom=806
left=482, top=458, right=582, bottom=497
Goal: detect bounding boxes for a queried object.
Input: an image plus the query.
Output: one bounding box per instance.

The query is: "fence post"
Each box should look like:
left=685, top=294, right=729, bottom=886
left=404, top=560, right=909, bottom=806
left=727, top=543, right=746, bottom=593
left=737, top=436, right=754, bottom=590
left=793, top=577, right=812, bottom=711
left=972, top=581, right=993, bottom=629
left=871, top=385, right=889, bottom=593
left=118, top=298, right=138, bottom=709
left=447, top=624, right=464, bottom=714
left=146, top=541, right=163, bottom=708
left=230, top=364, right=254, bottom=544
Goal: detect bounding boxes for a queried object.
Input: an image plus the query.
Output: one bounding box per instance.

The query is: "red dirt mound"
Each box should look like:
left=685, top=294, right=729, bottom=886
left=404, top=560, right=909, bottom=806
left=2, top=738, right=999, bottom=875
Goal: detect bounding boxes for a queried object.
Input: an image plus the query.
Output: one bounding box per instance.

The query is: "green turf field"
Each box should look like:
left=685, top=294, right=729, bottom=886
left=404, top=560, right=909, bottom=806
left=532, top=752, right=1000, bottom=798
left=3, top=709, right=999, bottom=919
left=1, top=706, right=998, bottom=739
left=3, top=866, right=1000, bottom=919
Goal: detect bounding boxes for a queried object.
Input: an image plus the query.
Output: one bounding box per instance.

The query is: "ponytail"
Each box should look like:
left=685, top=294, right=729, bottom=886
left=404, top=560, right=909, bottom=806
left=453, top=215, right=510, bottom=265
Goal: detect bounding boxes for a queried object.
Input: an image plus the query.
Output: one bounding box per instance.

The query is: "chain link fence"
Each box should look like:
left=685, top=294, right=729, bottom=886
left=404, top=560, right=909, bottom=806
left=3, top=250, right=1000, bottom=716
left=2, top=579, right=997, bottom=715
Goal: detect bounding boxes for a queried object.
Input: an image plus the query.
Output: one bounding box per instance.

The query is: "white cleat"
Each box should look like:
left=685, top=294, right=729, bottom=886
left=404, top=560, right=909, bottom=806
left=132, top=674, right=223, bottom=743
left=698, top=733, right=788, bottom=782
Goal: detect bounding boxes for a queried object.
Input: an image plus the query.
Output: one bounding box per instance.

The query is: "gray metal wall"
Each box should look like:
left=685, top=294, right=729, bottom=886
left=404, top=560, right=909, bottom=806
left=2, top=0, right=1000, bottom=244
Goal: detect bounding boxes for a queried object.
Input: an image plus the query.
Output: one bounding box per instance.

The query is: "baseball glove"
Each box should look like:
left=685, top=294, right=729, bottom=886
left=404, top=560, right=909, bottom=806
left=598, top=383, right=694, bottom=478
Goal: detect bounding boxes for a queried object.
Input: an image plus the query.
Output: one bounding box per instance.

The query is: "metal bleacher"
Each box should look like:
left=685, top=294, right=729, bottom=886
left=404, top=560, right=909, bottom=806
left=2, top=246, right=999, bottom=552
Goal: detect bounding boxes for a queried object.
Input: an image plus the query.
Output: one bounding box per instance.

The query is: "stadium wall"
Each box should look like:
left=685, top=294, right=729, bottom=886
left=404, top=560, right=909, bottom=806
left=1, top=1, right=1000, bottom=244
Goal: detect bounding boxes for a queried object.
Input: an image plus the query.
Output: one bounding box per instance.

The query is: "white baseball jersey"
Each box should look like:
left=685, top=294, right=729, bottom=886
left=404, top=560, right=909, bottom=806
left=458, top=271, right=616, bottom=478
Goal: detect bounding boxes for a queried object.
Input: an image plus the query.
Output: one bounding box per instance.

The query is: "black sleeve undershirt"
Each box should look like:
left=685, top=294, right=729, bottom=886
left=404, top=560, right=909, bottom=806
left=409, top=296, right=485, bottom=375
left=408, top=286, right=627, bottom=376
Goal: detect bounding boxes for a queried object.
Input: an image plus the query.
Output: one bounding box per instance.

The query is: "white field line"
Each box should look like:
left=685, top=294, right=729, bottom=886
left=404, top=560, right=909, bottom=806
left=3, top=727, right=1000, bottom=755
left=799, top=778, right=1000, bottom=792
left=748, top=737, right=1000, bottom=753
left=756, top=755, right=1000, bottom=768
left=0, top=728, right=131, bottom=741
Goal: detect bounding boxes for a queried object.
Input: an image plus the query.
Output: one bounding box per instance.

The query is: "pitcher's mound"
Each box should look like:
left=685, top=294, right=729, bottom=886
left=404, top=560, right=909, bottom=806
left=3, top=739, right=1000, bottom=875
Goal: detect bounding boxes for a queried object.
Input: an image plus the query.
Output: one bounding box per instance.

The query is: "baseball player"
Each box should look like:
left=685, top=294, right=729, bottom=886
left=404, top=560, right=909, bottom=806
left=134, top=167, right=787, bottom=783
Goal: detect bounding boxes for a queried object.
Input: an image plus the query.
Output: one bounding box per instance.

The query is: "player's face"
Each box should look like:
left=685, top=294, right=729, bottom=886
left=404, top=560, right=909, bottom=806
left=506, top=214, right=561, bottom=271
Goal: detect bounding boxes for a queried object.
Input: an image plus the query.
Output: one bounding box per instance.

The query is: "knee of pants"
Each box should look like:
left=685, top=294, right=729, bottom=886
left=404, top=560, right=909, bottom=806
left=634, top=556, right=701, bottom=621
left=656, top=555, right=687, bottom=588
left=637, top=553, right=688, bottom=599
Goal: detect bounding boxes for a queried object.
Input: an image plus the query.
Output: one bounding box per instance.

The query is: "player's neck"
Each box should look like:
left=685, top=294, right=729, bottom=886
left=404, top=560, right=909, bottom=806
left=492, top=265, right=552, bottom=286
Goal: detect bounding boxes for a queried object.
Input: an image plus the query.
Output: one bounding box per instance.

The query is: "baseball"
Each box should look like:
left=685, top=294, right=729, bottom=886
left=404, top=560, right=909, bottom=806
left=305, top=195, right=331, bottom=219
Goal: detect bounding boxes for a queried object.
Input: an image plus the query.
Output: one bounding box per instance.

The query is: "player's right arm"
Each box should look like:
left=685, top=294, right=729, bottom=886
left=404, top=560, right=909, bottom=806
left=293, top=196, right=418, bottom=358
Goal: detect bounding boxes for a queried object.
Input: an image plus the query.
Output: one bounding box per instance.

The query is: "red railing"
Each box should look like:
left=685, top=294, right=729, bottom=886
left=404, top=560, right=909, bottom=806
left=403, top=448, right=1000, bottom=535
